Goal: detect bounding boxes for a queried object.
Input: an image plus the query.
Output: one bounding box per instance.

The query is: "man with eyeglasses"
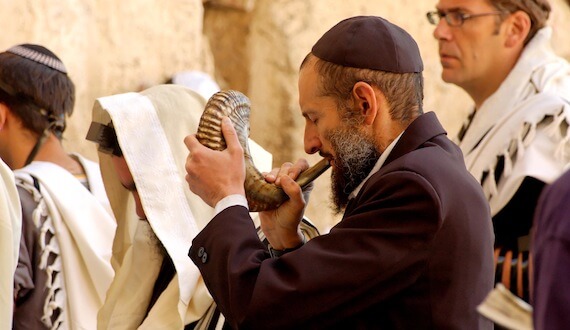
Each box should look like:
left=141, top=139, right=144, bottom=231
left=428, top=0, right=570, bottom=304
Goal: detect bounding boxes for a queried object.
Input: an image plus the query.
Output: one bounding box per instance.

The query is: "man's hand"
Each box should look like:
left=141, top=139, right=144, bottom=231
left=260, top=159, right=313, bottom=250
left=184, top=117, right=246, bottom=207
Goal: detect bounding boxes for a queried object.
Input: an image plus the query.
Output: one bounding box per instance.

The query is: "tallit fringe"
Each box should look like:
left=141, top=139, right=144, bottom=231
left=18, top=179, right=67, bottom=330
left=546, top=108, right=570, bottom=161
left=482, top=112, right=570, bottom=200
left=487, top=166, right=499, bottom=198
left=516, top=128, right=526, bottom=161
left=546, top=109, right=566, bottom=139
left=523, top=122, right=537, bottom=147
left=555, top=129, right=570, bottom=160
left=502, top=149, right=513, bottom=177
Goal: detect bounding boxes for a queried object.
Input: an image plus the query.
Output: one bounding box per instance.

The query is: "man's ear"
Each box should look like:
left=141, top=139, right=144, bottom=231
left=504, top=10, right=531, bottom=48
left=352, top=81, right=378, bottom=125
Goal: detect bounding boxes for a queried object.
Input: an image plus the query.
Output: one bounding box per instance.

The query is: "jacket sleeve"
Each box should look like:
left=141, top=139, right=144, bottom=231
left=189, top=170, right=443, bottom=329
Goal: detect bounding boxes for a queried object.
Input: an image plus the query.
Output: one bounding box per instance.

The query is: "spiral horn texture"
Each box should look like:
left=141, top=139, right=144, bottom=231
left=196, top=90, right=330, bottom=212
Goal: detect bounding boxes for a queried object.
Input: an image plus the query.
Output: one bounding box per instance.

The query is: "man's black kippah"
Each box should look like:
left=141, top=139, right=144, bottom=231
left=311, top=16, right=423, bottom=73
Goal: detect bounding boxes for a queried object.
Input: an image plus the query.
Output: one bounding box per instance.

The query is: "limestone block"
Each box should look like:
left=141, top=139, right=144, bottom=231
left=0, top=0, right=211, bottom=160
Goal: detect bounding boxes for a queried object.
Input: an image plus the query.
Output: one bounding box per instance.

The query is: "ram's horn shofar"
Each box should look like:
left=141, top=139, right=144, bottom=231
left=196, top=90, right=331, bottom=211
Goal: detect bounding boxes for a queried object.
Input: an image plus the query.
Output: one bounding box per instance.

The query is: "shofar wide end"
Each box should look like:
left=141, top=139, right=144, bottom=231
left=196, top=90, right=330, bottom=211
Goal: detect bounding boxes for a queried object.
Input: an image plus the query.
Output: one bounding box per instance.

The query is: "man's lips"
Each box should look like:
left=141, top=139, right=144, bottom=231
left=439, top=53, right=458, bottom=68
left=439, top=51, right=458, bottom=60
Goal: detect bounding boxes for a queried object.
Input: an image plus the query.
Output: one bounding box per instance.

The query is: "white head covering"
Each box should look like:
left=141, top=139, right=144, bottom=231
left=92, top=84, right=272, bottom=328
left=0, top=158, right=21, bottom=329
left=171, top=70, right=221, bottom=101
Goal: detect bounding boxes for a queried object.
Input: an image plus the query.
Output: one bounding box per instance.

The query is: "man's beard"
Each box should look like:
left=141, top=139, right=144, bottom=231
left=145, top=223, right=167, bottom=258
left=326, top=124, right=380, bottom=214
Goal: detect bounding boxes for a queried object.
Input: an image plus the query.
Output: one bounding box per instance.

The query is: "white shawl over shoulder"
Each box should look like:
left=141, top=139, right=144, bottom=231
left=15, top=155, right=115, bottom=329
left=94, top=85, right=274, bottom=329
left=0, top=158, right=21, bottom=329
left=459, top=27, right=570, bottom=216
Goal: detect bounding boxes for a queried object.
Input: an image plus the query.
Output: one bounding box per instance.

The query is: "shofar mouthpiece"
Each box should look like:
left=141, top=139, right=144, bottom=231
left=196, top=90, right=330, bottom=212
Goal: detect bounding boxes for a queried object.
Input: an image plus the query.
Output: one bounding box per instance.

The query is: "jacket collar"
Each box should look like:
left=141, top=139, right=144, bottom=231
left=384, top=111, right=447, bottom=166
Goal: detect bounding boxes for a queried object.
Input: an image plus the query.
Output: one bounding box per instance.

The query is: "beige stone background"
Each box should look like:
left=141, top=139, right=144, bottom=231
left=2, top=0, right=569, bottom=233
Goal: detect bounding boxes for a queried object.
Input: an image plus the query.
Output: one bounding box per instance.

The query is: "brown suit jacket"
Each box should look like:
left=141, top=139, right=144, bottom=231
left=190, top=112, right=495, bottom=329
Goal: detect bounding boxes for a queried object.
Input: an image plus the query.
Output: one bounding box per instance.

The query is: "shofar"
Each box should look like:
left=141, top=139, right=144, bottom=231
left=196, top=90, right=330, bottom=212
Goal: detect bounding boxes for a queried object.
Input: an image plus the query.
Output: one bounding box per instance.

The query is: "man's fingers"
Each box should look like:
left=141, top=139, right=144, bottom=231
left=221, top=117, right=243, bottom=155
left=280, top=175, right=304, bottom=204
left=184, top=134, right=200, bottom=151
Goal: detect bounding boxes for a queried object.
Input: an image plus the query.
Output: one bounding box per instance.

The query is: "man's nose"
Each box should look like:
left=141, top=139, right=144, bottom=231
left=433, top=18, right=452, bottom=41
left=304, top=125, right=322, bottom=155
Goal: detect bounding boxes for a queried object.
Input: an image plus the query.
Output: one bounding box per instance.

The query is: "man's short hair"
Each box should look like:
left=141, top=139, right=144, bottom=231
left=491, top=0, right=551, bottom=45
left=0, top=44, right=75, bottom=138
left=304, top=16, right=424, bottom=124
left=302, top=54, right=424, bottom=125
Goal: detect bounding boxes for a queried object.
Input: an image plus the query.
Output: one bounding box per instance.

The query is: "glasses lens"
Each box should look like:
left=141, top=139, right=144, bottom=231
left=446, top=12, right=463, bottom=26
left=427, top=12, right=439, bottom=25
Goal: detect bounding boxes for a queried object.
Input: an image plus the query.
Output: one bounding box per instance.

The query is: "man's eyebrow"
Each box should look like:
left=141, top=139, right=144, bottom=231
left=302, top=109, right=317, bottom=119
left=436, top=6, right=465, bottom=13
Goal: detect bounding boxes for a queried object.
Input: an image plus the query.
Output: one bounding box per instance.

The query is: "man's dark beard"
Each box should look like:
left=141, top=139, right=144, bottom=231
left=326, top=125, right=380, bottom=214
left=145, top=223, right=168, bottom=258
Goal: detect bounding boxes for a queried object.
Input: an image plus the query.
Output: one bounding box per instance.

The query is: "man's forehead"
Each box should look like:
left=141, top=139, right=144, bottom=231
left=298, top=63, right=319, bottom=103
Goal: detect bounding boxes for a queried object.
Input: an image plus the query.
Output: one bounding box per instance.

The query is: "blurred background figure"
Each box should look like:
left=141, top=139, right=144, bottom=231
left=169, top=70, right=221, bottom=101
left=532, top=167, right=570, bottom=329
left=0, top=44, right=115, bottom=329
left=532, top=2, right=570, bottom=325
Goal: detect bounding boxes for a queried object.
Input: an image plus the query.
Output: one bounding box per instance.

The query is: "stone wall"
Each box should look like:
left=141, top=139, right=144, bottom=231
left=2, top=0, right=569, bottom=232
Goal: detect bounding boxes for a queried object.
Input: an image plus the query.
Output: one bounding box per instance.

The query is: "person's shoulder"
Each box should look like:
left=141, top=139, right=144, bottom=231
left=545, top=169, right=570, bottom=196
left=385, top=135, right=464, bottom=178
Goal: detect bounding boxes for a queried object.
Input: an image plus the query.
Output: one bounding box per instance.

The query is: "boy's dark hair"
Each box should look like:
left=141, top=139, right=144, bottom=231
left=0, top=44, right=75, bottom=139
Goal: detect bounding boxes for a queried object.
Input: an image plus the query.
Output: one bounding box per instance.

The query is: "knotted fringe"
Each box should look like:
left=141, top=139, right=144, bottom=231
left=523, top=122, right=537, bottom=147
left=516, top=124, right=527, bottom=161
left=502, top=149, right=513, bottom=177
left=546, top=108, right=566, bottom=138
left=482, top=112, right=570, bottom=199
left=486, top=165, right=499, bottom=198
left=546, top=108, right=570, bottom=161
left=18, top=179, right=66, bottom=330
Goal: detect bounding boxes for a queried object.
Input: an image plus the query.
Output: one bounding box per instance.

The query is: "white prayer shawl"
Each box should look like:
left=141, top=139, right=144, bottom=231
left=0, top=158, right=22, bottom=329
left=458, top=27, right=570, bottom=216
left=94, top=85, right=273, bottom=329
left=14, top=155, right=115, bottom=329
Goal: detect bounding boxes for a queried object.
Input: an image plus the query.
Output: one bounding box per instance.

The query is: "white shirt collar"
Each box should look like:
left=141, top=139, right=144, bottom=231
left=348, top=131, right=404, bottom=200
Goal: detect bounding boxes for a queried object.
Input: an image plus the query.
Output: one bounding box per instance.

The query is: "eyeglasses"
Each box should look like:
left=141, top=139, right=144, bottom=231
left=426, top=11, right=503, bottom=27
